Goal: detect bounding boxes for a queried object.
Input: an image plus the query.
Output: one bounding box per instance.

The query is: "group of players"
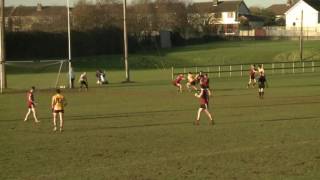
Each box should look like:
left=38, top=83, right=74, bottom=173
left=172, top=64, right=268, bottom=125
left=173, top=71, right=214, bottom=126
left=24, top=87, right=67, bottom=133
left=247, top=64, right=267, bottom=99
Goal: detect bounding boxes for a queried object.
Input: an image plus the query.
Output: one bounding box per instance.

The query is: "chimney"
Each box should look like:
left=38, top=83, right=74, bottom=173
left=286, top=0, right=293, bottom=7
left=213, top=0, right=218, bottom=6
left=37, top=3, right=42, bottom=12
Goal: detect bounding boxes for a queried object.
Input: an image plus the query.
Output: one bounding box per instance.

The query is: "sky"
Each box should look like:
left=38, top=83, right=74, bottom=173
left=6, top=0, right=287, bottom=8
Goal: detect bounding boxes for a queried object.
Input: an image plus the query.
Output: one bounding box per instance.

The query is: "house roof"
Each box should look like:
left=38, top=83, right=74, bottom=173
left=188, top=0, right=244, bottom=13
left=187, top=2, right=214, bottom=13
left=9, top=6, right=68, bottom=17
left=266, top=4, right=291, bottom=15
left=303, top=0, right=320, bottom=11
left=212, top=0, right=243, bottom=12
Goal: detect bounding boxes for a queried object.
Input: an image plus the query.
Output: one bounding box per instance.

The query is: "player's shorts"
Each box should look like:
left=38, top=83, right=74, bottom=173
left=200, top=103, right=208, bottom=109
left=80, top=81, right=88, bottom=87
left=53, top=110, right=64, bottom=113
left=250, top=75, right=255, bottom=80
left=27, top=102, right=35, bottom=109
left=259, top=84, right=265, bottom=89
left=173, top=81, right=180, bottom=87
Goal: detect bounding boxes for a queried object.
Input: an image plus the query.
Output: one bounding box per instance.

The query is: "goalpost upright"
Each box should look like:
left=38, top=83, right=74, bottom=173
left=0, top=0, right=6, bottom=94
left=67, top=0, right=72, bottom=89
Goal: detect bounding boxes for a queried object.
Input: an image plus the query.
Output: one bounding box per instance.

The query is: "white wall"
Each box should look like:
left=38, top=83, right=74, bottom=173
left=221, top=12, right=238, bottom=24
left=286, top=0, right=319, bottom=28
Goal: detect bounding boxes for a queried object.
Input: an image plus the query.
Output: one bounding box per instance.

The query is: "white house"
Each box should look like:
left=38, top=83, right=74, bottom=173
left=285, top=0, right=320, bottom=29
left=212, top=0, right=251, bottom=34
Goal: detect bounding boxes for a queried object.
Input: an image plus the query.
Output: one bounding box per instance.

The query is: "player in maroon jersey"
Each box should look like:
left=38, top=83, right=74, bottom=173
left=172, top=74, right=185, bottom=93
left=24, top=86, right=40, bottom=123
left=194, top=85, right=214, bottom=125
left=247, top=64, right=257, bottom=88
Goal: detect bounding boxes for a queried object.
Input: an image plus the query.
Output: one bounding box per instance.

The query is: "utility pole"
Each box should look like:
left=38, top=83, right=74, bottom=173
left=0, top=0, right=6, bottom=94
left=123, top=0, right=130, bottom=82
left=300, top=10, right=303, bottom=61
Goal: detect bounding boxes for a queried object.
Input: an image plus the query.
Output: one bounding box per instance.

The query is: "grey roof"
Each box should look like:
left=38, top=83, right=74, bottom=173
left=189, top=0, right=244, bottom=13
left=212, top=1, right=243, bottom=12
left=266, top=4, right=291, bottom=15
left=7, top=6, right=68, bottom=17
left=304, top=0, right=320, bottom=11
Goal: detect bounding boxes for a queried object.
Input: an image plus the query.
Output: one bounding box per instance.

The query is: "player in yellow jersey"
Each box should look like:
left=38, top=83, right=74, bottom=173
left=51, top=89, right=67, bottom=132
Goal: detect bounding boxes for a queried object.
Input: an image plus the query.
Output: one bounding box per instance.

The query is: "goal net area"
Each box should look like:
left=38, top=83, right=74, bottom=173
left=4, top=60, right=69, bottom=91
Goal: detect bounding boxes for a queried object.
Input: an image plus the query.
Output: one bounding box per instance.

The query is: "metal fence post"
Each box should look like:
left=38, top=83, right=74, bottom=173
left=302, top=62, right=305, bottom=73
left=240, top=65, right=243, bottom=77
left=207, top=67, right=210, bottom=77
left=219, top=66, right=221, bottom=78
left=196, top=66, right=198, bottom=73
left=183, top=67, right=186, bottom=74
left=229, top=65, right=232, bottom=77
left=282, top=63, right=285, bottom=74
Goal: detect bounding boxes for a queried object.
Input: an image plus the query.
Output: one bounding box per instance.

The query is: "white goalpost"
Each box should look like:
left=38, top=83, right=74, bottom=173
left=0, top=0, right=73, bottom=93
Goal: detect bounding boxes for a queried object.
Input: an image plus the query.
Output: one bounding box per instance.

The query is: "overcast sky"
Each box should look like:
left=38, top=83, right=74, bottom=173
left=5, top=0, right=287, bottom=8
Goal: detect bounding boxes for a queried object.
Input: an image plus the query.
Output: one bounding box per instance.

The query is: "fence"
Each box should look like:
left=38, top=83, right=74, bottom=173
left=171, top=61, right=319, bottom=80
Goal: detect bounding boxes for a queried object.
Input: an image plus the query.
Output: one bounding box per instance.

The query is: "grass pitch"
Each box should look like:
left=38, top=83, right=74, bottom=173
left=1, top=69, right=320, bottom=180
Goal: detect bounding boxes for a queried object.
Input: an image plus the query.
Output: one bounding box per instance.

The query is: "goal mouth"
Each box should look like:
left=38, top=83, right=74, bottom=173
left=4, top=59, right=69, bottom=91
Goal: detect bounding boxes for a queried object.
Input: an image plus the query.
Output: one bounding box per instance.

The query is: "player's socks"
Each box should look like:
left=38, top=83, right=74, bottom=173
left=194, top=120, right=200, bottom=126
left=53, top=126, right=57, bottom=132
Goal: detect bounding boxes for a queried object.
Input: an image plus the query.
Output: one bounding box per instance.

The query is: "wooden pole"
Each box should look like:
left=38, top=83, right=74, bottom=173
left=300, top=10, right=303, bottom=61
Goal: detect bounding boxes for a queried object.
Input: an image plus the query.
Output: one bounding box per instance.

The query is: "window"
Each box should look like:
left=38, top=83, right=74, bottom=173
left=227, top=12, right=234, bottom=18
left=227, top=24, right=233, bottom=33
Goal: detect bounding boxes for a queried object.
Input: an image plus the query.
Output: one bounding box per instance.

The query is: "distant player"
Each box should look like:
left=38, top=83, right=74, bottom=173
left=79, top=72, right=88, bottom=91
left=195, top=71, right=204, bottom=85
left=172, top=74, right=185, bottom=93
left=186, top=72, right=197, bottom=91
left=201, top=74, right=210, bottom=89
left=258, top=74, right=267, bottom=99
left=24, top=86, right=40, bottom=123
left=258, top=64, right=265, bottom=77
left=51, top=89, right=67, bottom=132
left=247, top=64, right=257, bottom=88
left=194, top=85, right=214, bottom=125
left=257, top=64, right=267, bottom=99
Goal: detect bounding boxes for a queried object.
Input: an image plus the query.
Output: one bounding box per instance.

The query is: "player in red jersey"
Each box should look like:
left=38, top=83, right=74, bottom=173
left=172, top=74, right=185, bottom=93
left=24, top=86, right=40, bottom=123
left=247, top=64, right=257, bottom=88
left=194, top=85, right=214, bottom=125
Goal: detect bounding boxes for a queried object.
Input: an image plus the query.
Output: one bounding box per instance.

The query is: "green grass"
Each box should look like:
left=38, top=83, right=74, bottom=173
left=1, top=69, right=320, bottom=179
left=71, top=40, right=320, bottom=70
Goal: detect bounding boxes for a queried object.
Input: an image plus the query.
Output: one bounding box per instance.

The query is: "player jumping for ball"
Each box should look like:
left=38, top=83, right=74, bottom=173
left=258, top=64, right=267, bottom=99
left=173, top=74, right=185, bottom=93
left=186, top=72, right=197, bottom=91
left=24, top=86, right=40, bottom=123
left=51, top=89, right=67, bottom=132
left=194, top=85, right=214, bottom=125
left=79, top=72, right=88, bottom=91
left=247, top=64, right=257, bottom=88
